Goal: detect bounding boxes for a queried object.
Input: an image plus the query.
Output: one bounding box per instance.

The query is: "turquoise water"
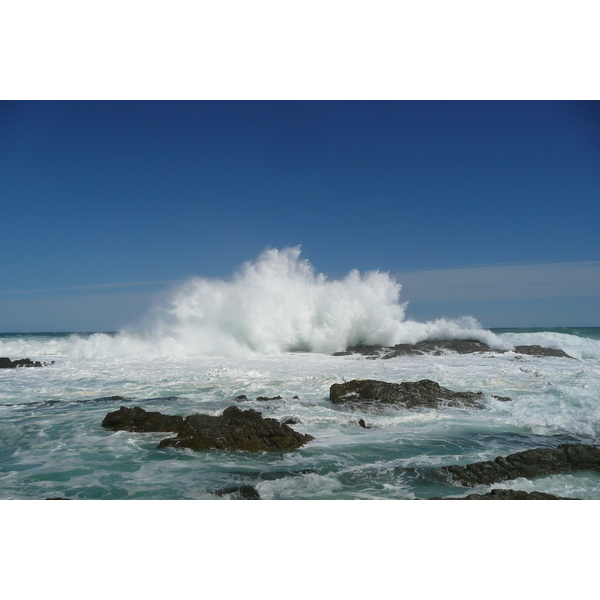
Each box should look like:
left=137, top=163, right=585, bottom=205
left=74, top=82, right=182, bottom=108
left=2, top=327, right=600, bottom=499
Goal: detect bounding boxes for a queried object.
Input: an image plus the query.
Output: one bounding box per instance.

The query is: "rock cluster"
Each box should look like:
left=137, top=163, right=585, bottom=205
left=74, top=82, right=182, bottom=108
left=0, top=357, right=43, bottom=368
left=330, top=378, right=510, bottom=408
left=442, top=443, right=600, bottom=486
left=332, top=340, right=574, bottom=359
left=430, top=489, right=576, bottom=500
left=102, top=405, right=314, bottom=452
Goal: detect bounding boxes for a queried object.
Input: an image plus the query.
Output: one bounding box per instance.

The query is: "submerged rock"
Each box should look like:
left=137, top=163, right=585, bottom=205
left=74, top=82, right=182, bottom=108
left=0, top=357, right=43, bottom=368
left=157, top=406, right=314, bottom=452
left=330, top=378, right=508, bottom=408
left=214, top=485, right=261, bottom=500
left=442, top=443, right=600, bottom=487
left=101, top=406, right=184, bottom=432
left=430, top=489, right=577, bottom=500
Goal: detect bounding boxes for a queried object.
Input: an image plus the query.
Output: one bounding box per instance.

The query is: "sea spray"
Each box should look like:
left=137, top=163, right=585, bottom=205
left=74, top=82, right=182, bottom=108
left=136, top=246, right=506, bottom=357
left=0, top=248, right=510, bottom=359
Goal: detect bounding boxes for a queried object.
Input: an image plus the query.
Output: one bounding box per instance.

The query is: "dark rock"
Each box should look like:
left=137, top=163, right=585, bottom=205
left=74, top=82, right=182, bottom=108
left=332, top=340, right=574, bottom=360
left=282, top=417, right=301, bottom=425
left=45, top=497, right=72, bottom=500
left=256, top=395, right=282, bottom=401
left=443, top=443, right=600, bottom=487
left=513, top=345, right=573, bottom=358
left=157, top=405, right=314, bottom=452
left=0, top=357, right=43, bottom=368
left=491, top=395, right=512, bottom=402
left=214, top=485, right=260, bottom=500
left=101, top=406, right=184, bottom=433
left=430, top=489, right=577, bottom=500
left=330, top=379, right=492, bottom=408
left=358, top=419, right=371, bottom=429
left=234, top=395, right=249, bottom=401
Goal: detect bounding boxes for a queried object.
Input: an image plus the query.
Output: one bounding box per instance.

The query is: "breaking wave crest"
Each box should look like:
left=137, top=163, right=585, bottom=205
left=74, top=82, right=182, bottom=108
left=2, top=247, right=509, bottom=359
left=127, top=246, right=504, bottom=357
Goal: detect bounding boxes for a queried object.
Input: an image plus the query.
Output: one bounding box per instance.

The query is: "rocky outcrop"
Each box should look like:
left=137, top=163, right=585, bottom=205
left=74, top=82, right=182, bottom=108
left=430, top=489, right=577, bottom=500
left=157, top=406, right=314, bottom=452
left=332, top=340, right=574, bottom=359
left=513, top=345, right=573, bottom=358
left=442, top=443, right=600, bottom=487
left=0, top=357, right=43, bottom=368
left=101, top=406, right=184, bottom=432
left=330, top=378, right=510, bottom=408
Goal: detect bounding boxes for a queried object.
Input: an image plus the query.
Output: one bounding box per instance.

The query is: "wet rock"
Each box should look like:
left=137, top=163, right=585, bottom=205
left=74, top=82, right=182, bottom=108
left=442, top=443, right=600, bottom=487
left=513, top=345, right=573, bottom=358
left=214, top=485, right=261, bottom=500
left=157, top=405, right=314, bottom=452
left=281, top=417, right=301, bottom=425
left=0, top=357, right=43, bottom=368
left=256, top=395, right=282, bottom=401
left=330, top=379, right=494, bottom=408
left=358, top=419, right=371, bottom=429
left=101, top=406, right=184, bottom=433
left=332, top=340, right=574, bottom=359
left=234, top=395, right=249, bottom=401
left=430, top=489, right=577, bottom=500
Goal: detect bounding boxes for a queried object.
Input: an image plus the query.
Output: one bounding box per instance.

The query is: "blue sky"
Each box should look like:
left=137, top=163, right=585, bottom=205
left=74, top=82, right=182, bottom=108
left=1, top=100, right=599, bottom=331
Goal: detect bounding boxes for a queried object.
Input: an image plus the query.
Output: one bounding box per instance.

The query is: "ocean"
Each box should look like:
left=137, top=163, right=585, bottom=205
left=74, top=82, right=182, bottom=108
left=2, top=250, right=599, bottom=500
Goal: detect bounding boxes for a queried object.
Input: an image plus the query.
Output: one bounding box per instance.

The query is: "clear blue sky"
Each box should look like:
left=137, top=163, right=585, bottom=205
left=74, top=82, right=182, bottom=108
left=1, top=101, right=599, bottom=331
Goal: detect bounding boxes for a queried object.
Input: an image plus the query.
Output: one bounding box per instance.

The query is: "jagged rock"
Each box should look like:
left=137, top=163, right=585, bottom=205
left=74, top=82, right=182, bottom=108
left=234, top=395, right=249, bottom=401
left=281, top=417, right=301, bottom=425
left=0, top=357, right=43, bottom=368
left=101, top=406, right=184, bottom=432
left=513, top=345, right=573, bottom=358
left=214, top=485, right=261, bottom=500
left=329, top=379, right=500, bottom=408
left=430, top=489, right=577, bottom=500
left=256, top=395, right=282, bottom=401
left=442, top=443, right=600, bottom=487
left=157, top=406, right=314, bottom=452
left=358, top=419, right=371, bottom=429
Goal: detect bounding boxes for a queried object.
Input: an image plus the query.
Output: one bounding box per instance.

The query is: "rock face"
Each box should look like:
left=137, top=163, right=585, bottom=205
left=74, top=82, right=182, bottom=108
left=332, top=340, right=574, bottom=359
left=329, top=379, right=508, bottom=408
left=430, top=489, right=577, bottom=500
left=0, top=357, right=43, bottom=368
left=443, top=443, right=600, bottom=487
left=101, top=406, right=184, bottom=432
left=157, top=406, right=314, bottom=452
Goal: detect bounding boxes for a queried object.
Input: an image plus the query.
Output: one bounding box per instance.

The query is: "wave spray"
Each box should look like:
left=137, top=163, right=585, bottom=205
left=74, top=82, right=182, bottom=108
left=136, top=246, right=503, bottom=356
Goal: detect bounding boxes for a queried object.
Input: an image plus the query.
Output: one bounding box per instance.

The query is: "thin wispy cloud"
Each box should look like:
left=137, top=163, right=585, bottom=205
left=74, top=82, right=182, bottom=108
left=396, top=261, right=600, bottom=303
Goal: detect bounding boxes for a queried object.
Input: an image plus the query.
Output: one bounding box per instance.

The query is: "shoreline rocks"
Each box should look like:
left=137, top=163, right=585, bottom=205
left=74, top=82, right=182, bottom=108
left=102, top=405, right=314, bottom=452
left=430, top=489, right=577, bottom=500
left=0, top=357, right=44, bottom=368
left=330, top=378, right=511, bottom=408
left=442, top=443, right=600, bottom=487
left=332, top=340, right=574, bottom=359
